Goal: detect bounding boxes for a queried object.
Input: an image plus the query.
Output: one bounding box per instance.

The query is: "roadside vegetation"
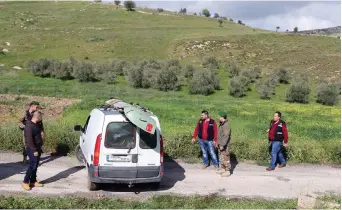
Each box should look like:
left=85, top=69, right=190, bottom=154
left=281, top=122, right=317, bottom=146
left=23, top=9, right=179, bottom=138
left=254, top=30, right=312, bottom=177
left=0, top=1, right=340, bottom=165
left=0, top=195, right=298, bottom=209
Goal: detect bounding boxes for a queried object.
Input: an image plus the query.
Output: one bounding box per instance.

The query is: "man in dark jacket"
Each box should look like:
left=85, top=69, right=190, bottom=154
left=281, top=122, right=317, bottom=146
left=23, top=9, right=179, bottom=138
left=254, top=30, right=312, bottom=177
left=216, top=111, right=232, bottom=177
left=18, top=101, right=44, bottom=164
left=22, top=111, right=44, bottom=191
left=192, top=110, right=219, bottom=169
left=266, top=111, right=288, bottom=171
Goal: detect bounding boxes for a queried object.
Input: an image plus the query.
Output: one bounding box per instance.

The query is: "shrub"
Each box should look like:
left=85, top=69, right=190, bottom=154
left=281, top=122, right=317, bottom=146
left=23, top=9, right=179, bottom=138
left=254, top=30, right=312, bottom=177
left=101, top=70, right=117, bottom=84
left=27, top=58, right=56, bottom=78
left=145, top=59, right=163, bottom=70
left=155, top=67, right=180, bottom=92
left=294, top=27, right=298, bottom=33
left=256, top=79, right=275, bottom=99
left=179, top=8, right=187, bottom=14
left=226, top=60, right=240, bottom=78
left=316, top=82, right=339, bottom=106
left=141, top=67, right=158, bottom=88
left=183, top=64, right=195, bottom=79
left=286, top=75, right=311, bottom=104
left=221, top=16, right=227, bottom=20
left=114, top=0, right=121, bottom=5
left=202, top=9, right=210, bottom=17
left=54, top=57, right=77, bottom=80
left=214, top=13, right=219, bottom=18
left=157, top=8, right=163, bottom=13
left=238, top=20, right=243, bottom=25
left=108, top=60, right=127, bottom=76
left=240, top=67, right=261, bottom=83
left=73, top=61, right=96, bottom=82
left=218, top=18, right=223, bottom=27
left=125, top=65, right=142, bottom=88
left=228, top=76, right=247, bottom=97
left=202, top=55, right=219, bottom=70
left=189, top=70, right=217, bottom=95
left=124, top=1, right=136, bottom=11
left=277, top=68, right=290, bottom=84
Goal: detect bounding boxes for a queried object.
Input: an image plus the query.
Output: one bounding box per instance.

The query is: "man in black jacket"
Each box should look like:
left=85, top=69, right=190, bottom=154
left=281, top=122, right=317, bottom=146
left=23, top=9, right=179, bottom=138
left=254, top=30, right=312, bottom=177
left=22, top=111, right=44, bottom=191
left=18, top=101, right=44, bottom=164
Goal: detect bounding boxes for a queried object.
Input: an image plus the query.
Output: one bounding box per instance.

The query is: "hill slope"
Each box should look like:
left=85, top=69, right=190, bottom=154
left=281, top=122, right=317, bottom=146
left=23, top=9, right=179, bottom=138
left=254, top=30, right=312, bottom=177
left=0, top=1, right=340, bottom=81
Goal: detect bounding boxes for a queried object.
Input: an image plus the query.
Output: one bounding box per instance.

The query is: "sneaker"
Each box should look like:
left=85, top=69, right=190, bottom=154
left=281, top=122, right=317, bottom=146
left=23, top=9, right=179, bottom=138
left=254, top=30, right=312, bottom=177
left=221, top=171, right=231, bottom=177
left=266, top=167, right=275, bottom=171
left=201, top=164, right=209, bottom=169
left=31, top=182, right=44, bottom=187
left=21, top=183, right=31, bottom=191
left=216, top=168, right=225, bottom=174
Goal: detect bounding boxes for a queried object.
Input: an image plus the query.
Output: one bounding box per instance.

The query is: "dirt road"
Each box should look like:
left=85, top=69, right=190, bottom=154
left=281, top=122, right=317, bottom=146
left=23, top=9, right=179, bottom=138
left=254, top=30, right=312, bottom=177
left=0, top=152, right=340, bottom=199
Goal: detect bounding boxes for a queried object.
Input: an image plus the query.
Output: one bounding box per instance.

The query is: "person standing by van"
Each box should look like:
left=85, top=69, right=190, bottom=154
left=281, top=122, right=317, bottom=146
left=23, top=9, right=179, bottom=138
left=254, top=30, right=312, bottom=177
left=22, top=111, right=44, bottom=191
left=18, top=101, right=44, bottom=164
left=266, top=111, right=288, bottom=171
left=216, top=111, right=231, bottom=177
left=192, top=110, right=219, bottom=169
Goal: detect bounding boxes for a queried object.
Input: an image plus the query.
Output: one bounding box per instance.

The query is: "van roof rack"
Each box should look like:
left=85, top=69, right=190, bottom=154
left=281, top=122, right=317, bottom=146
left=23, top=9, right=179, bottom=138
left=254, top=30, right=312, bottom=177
left=98, top=98, right=154, bottom=115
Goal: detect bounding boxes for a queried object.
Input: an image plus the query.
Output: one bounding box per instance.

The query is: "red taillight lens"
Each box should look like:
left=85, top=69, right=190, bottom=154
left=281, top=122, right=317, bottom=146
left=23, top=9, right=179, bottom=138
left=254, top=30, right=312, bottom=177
left=160, top=135, right=164, bottom=166
left=93, top=134, right=102, bottom=166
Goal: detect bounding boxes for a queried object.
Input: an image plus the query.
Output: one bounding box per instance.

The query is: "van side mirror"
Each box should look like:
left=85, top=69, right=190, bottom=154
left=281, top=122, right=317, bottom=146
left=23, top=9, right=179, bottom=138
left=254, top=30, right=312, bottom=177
left=74, top=125, right=82, bottom=131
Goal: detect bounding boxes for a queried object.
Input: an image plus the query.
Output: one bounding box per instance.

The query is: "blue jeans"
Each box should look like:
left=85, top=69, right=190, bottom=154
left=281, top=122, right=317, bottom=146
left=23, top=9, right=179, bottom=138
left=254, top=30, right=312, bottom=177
left=199, top=139, right=219, bottom=167
left=23, top=148, right=41, bottom=184
left=270, top=141, right=286, bottom=169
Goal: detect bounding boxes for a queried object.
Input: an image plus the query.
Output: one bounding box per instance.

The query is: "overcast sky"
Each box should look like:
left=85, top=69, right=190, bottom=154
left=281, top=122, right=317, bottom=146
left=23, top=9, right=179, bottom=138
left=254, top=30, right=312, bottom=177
left=132, top=1, right=341, bottom=31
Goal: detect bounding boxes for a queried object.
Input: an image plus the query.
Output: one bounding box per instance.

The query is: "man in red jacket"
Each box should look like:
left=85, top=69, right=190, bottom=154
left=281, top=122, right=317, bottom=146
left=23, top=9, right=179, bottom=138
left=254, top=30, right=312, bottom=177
left=266, top=111, right=288, bottom=171
left=192, top=110, right=219, bottom=169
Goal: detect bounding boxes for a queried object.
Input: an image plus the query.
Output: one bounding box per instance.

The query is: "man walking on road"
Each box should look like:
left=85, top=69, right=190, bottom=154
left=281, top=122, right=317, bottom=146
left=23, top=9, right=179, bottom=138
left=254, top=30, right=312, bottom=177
left=266, top=111, right=288, bottom=171
left=192, top=110, right=219, bottom=169
left=18, top=101, right=44, bottom=164
left=216, top=111, right=232, bottom=177
left=22, top=111, right=44, bottom=191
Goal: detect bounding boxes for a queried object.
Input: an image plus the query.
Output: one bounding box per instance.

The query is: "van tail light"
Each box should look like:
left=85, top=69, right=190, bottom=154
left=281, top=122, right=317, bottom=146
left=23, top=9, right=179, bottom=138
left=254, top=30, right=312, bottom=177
left=93, top=134, right=102, bottom=167
left=160, top=135, right=164, bottom=167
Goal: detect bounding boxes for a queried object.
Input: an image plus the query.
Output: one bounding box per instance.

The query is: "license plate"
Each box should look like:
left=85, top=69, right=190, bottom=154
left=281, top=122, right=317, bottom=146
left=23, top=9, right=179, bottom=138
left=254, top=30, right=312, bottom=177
left=106, top=155, right=131, bottom=162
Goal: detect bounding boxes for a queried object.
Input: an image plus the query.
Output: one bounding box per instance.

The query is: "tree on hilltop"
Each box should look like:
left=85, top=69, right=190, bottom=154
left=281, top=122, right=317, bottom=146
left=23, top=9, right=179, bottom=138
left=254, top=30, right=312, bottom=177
left=202, top=9, right=211, bottom=17
left=124, top=1, right=136, bottom=11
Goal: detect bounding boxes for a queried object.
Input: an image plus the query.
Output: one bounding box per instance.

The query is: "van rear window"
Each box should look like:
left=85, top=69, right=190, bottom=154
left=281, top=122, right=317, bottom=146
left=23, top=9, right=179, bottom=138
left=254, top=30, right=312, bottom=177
left=139, top=129, right=157, bottom=149
left=104, top=122, right=136, bottom=149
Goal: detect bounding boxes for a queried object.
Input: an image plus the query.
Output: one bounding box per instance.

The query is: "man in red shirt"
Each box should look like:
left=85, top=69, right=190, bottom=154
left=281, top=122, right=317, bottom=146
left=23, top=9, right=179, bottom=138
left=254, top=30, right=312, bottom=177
left=266, top=111, right=288, bottom=171
left=192, top=110, right=219, bottom=169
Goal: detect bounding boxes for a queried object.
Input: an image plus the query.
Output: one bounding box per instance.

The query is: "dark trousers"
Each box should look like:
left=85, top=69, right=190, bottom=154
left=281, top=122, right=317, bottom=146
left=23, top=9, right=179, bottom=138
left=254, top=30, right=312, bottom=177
left=23, top=148, right=41, bottom=184
left=22, top=147, right=27, bottom=159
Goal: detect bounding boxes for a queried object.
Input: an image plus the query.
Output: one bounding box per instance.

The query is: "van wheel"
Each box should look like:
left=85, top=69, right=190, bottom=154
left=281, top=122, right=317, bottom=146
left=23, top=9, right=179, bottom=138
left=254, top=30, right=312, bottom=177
left=150, top=182, right=160, bottom=190
left=75, top=145, right=85, bottom=165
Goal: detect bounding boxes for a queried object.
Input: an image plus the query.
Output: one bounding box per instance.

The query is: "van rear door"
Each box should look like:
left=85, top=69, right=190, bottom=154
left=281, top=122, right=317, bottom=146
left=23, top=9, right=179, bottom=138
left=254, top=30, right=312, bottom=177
left=99, top=116, right=138, bottom=179
left=136, top=116, right=161, bottom=179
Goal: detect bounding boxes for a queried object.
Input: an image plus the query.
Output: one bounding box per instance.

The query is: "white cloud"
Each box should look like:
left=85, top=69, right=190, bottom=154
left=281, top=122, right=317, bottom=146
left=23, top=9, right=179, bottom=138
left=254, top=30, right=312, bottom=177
left=135, top=1, right=341, bottom=31
left=246, top=2, right=341, bottom=31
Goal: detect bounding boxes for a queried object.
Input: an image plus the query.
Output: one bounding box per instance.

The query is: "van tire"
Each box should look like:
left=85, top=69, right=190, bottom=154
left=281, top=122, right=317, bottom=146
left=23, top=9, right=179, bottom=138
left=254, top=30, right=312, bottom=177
left=87, top=167, right=100, bottom=191
left=150, top=182, right=160, bottom=190
left=75, top=144, right=85, bottom=165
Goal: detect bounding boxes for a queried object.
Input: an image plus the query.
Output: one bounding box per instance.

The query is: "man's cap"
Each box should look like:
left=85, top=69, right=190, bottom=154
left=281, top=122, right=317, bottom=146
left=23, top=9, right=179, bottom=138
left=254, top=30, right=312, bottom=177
left=29, top=101, right=40, bottom=106
left=202, top=110, right=209, bottom=115
left=219, top=111, right=227, bottom=117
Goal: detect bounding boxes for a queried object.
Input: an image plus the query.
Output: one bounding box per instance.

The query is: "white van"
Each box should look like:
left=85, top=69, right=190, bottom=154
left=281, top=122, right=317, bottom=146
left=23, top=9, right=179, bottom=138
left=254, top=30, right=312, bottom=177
left=74, top=99, right=164, bottom=191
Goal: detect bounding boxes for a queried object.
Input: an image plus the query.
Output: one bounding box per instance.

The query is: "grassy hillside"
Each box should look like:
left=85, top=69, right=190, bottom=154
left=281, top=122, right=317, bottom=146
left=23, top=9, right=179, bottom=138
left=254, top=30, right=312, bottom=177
left=0, top=1, right=340, bottom=164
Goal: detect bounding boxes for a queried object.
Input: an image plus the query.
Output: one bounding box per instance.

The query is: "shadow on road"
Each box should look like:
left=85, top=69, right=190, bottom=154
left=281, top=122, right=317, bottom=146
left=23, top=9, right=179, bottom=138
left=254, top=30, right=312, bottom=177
left=40, top=166, right=85, bottom=184
left=101, top=158, right=185, bottom=193
left=0, top=153, right=65, bottom=181
left=0, top=161, right=27, bottom=181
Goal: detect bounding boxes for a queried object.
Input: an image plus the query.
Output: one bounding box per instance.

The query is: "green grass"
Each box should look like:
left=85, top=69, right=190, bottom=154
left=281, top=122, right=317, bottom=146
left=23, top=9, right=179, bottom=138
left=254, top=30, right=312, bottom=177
left=0, top=195, right=298, bottom=209
left=0, top=1, right=340, bottom=165
left=0, top=2, right=340, bottom=81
